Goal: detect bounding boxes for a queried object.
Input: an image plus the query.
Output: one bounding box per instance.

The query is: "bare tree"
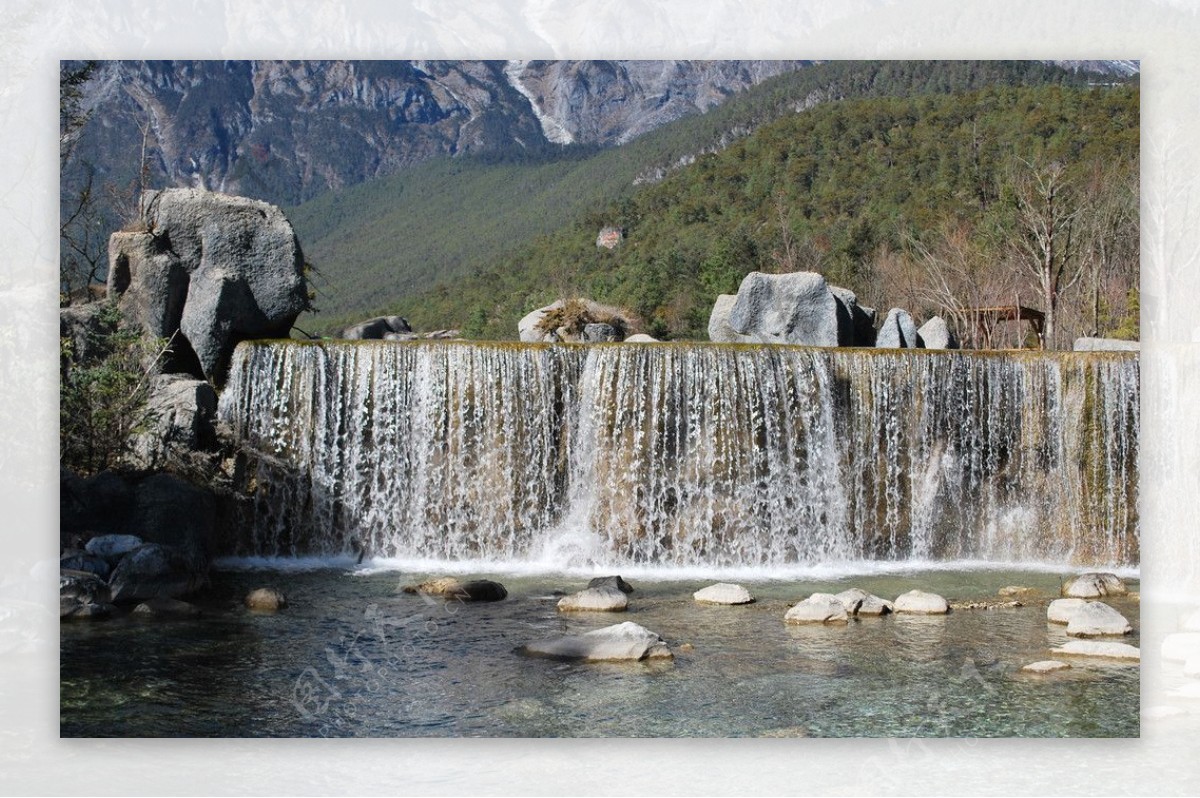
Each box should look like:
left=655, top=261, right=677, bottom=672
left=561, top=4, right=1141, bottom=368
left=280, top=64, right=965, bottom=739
left=1008, top=159, right=1086, bottom=350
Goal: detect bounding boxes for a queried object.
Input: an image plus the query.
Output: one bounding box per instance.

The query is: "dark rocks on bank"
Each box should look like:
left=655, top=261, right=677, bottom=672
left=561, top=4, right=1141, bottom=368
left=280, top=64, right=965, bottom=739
left=108, top=543, right=207, bottom=604
left=61, top=599, right=117, bottom=621
left=107, top=188, right=309, bottom=384
left=341, top=315, right=412, bottom=340
left=875, top=308, right=922, bottom=349
left=587, top=575, right=634, bottom=594
left=84, top=533, right=143, bottom=564
left=59, top=552, right=111, bottom=580
left=60, top=570, right=111, bottom=605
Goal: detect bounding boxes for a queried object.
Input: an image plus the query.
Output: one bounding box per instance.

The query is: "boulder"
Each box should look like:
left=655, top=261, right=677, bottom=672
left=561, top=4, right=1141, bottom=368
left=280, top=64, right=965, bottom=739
left=624, top=334, right=660, bottom=343
left=587, top=575, right=634, bottom=594
left=108, top=188, right=309, bottom=384
left=558, top=586, right=628, bottom=612
left=834, top=588, right=893, bottom=616
left=693, top=583, right=755, bottom=605
left=829, top=286, right=877, bottom=346
left=60, top=570, right=111, bottom=605
left=519, top=301, right=564, bottom=342
left=401, top=577, right=508, bottom=602
left=131, top=374, right=219, bottom=467
left=784, top=593, right=849, bottom=624
left=522, top=621, right=672, bottom=662
left=875, top=308, right=922, bottom=349
left=1061, top=572, right=1128, bottom=599
left=1047, top=598, right=1089, bottom=624
left=61, top=470, right=135, bottom=540
left=61, top=600, right=116, bottom=621
left=59, top=552, right=111, bottom=580
left=518, top=299, right=631, bottom=343
left=1161, top=633, right=1200, bottom=663
left=917, top=316, right=959, bottom=350
left=1050, top=640, right=1140, bottom=661
left=84, top=533, right=143, bottom=563
left=707, top=294, right=755, bottom=343
left=341, top=315, right=412, bottom=340
left=727, top=271, right=840, bottom=346
left=1022, top=660, right=1071, bottom=674
left=107, top=543, right=207, bottom=604
left=132, top=597, right=201, bottom=618
left=59, top=302, right=117, bottom=364
left=1066, top=602, right=1133, bottom=637
left=1073, top=337, right=1140, bottom=352
left=893, top=589, right=949, bottom=614
left=245, top=587, right=288, bottom=612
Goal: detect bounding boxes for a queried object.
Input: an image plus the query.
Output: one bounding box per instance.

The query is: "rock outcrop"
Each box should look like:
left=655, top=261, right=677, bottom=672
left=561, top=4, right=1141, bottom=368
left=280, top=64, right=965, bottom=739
left=522, top=621, right=673, bottom=662
left=107, top=188, right=309, bottom=384
left=708, top=272, right=876, bottom=346
left=107, top=543, right=207, bottom=604
left=130, top=374, right=219, bottom=468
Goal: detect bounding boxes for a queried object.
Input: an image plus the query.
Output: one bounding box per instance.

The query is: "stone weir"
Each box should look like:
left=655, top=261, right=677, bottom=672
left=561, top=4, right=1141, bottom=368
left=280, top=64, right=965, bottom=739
left=217, top=341, right=1139, bottom=568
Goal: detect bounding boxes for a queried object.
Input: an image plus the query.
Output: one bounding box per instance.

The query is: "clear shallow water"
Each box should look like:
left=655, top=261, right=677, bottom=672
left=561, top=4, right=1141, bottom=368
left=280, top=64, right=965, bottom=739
left=60, top=565, right=1140, bottom=738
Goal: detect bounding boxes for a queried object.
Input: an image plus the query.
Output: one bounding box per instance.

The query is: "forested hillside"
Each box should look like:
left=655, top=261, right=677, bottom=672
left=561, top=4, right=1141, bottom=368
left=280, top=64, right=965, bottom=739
left=287, top=60, right=1129, bottom=337
left=388, top=82, right=1138, bottom=347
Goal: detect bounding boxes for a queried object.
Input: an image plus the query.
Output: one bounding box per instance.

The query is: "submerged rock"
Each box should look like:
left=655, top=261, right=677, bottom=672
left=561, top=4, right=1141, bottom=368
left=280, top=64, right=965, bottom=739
left=893, top=589, right=949, bottom=615
left=522, top=621, right=672, bottom=662
left=1066, top=602, right=1132, bottom=637
left=558, top=586, right=628, bottom=612
left=999, top=585, right=1037, bottom=598
left=245, top=587, right=287, bottom=612
left=133, top=597, right=201, bottom=618
left=834, top=588, right=892, bottom=616
left=402, top=577, right=507, bottom=602
left=1061, top=572, right=1128, bottom=599
left=1047, top=598, right=1089, bottom=624
left=1022, top=660, right=1072, bottom=674
left=587, top=575, right=634, bottom=594
left=784, top=593, right=849, bottom=624
left=693, top=583, right=755, bottom=605
left=1050, top=640, right=1140, bottom=661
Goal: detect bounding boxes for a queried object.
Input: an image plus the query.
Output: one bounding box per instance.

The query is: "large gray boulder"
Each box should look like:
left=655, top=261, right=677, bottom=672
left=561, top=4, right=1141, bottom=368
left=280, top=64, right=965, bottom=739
left=1066, top=602, right=1133, bottom=637
left=131, top=374, right=218, bottom=468
left=917, top=316, right=958, bottom=349
left=341, top=315, right=412, bottom=340
left=829, top=287, right=877, bottom=346
left=707, top=294, right=755, bottom=343
left=108, top=543, right=207, bottom=603
left=876, top=308, right=922, bottom=349
left=108, top=188, right=309, bottom=384
left=728, top=271, right=840, bottom=346
left=519, top=301, right=564, bottom=342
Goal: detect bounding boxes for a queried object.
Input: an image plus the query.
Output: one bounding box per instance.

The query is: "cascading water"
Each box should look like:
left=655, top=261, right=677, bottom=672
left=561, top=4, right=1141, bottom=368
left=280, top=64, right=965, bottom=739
left=218, top=341, right=1139, bottom=568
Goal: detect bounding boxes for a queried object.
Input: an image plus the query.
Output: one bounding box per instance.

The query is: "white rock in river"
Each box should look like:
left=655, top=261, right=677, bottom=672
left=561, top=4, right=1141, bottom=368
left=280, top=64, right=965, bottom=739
left=1161, top=633, right=1200, bottom=663
left=1047, top=598, right=1089, bottom=624
left=1061, top=572, right=1128, bottom=598
left=522, top=621, right=672, bottom=661
left=693, top=583, right=755, bottom=605
left=1050, top=640, right=1141, bottom=661
left=1066, top=601, right=1132, bottom=637
left=834, top=587, right=893, bottom=616
left=557, top=586, right=628, bottom=612
left=893, top=589, right=950, bottom=615
left=784, top=593, right=849, bottom=624
left=1022, top=660, right=1071, bottom=674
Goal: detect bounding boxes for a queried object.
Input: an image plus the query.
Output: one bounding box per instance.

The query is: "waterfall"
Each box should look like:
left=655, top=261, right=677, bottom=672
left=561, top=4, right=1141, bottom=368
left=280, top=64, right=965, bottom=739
left=218, top=341, right=1139, bottom=568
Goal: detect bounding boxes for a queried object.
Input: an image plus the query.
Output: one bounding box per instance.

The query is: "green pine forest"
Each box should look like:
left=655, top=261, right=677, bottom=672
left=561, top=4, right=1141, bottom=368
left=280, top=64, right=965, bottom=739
left=285, top=62, right=1139, bottom=348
